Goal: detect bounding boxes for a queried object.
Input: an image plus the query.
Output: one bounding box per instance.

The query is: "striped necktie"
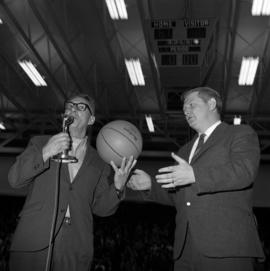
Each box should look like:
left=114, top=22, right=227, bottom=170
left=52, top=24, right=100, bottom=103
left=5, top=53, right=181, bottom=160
left=192, top=133, right=206, bottom=161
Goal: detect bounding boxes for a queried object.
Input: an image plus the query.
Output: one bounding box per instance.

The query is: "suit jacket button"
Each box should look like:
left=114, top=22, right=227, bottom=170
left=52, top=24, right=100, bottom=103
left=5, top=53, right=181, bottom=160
left=186, top=202, right=191, bottom=206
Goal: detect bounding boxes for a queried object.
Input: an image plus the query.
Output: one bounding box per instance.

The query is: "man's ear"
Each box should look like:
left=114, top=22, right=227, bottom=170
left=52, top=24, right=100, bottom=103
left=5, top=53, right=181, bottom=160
left=88, top=116, right=95, bottom=125
left=208, top=98, right=217, bottom=111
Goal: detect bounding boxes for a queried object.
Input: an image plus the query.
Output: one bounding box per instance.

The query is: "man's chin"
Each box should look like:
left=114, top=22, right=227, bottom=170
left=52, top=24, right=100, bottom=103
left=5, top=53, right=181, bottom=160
left=187, top=119, right=195, bottom=126
left=188, top=121, right=198, bottom=131
left=69, top=123, right=78, bottom=131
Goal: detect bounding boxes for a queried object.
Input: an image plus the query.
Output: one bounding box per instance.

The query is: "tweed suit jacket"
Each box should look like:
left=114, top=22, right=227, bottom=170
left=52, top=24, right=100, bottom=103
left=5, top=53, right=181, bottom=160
left=149, top=123, right=265, bottom=259
left=8, top=135, right=120, bottom=259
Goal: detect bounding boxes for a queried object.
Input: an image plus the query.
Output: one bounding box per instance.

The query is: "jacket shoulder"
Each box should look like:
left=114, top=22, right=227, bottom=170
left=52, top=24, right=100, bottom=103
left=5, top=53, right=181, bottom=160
left=227, top=124, right=257, bottom=135
left=30, top=135, right=51, bottom=146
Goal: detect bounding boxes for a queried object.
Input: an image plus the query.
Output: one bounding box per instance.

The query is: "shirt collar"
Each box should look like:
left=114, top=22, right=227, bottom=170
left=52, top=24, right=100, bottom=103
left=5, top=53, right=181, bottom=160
left=71, top=136, right=88, bottom=149
left=200, top=120, right=221, bottom=140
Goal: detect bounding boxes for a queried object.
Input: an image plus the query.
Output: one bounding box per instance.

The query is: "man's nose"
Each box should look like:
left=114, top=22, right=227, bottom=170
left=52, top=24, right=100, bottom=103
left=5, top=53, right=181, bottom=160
left=183, top=109, right=189, bottom=116
left=70, top=106, right=77, bottom=112
left=65, top=108, right=73, bottom=114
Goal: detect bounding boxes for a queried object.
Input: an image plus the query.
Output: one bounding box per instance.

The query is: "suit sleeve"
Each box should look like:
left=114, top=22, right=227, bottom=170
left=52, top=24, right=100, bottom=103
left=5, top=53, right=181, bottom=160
left=193, top=126, right=260, bottom=194
left=124, top=176, right=175, bottom=207
left=91, top=164, right=121, bottom=217
left=8, top=137, right=50, bottom=188
left=146, top=178, right=176, bottom=206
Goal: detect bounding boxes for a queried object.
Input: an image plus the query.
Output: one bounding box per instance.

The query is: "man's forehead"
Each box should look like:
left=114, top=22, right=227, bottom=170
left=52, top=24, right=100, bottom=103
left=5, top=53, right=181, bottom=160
left=184, top=91, right=200, bottom=104
left=69, top=96, right=89, bottom=105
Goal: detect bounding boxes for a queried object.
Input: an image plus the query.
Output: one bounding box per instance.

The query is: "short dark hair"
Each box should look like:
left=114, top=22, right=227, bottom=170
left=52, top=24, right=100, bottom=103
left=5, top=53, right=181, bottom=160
left=181, top=86, right=222, bottom=113
left=66, top=93, right=95, bottom=115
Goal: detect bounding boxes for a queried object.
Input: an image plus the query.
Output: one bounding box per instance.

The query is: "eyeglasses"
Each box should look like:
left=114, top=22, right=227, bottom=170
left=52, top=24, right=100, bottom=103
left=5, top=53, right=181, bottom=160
left=64, top=101, right=93, bottom=115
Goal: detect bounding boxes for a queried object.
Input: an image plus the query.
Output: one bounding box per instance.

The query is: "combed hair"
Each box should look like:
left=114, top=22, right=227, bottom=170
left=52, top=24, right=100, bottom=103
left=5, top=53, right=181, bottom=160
left=181, top=86, right=223, bottom=113
left=66, top=93, right=95, bottom=115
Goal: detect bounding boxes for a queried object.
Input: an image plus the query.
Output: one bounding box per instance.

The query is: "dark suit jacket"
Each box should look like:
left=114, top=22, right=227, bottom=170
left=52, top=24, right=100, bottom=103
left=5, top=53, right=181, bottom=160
left=149, top=123, right=265, bottom=259
left=8, top=135, right=120, bottom=260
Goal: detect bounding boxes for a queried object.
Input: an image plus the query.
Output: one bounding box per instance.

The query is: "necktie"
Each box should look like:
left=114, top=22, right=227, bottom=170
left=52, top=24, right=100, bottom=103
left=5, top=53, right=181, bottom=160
left=192, top=133, right=206, bottom=161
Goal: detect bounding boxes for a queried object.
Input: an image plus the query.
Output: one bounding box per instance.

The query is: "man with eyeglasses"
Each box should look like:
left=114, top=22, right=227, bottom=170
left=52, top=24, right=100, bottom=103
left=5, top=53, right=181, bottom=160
left=8, top=93, right=137, bottom=271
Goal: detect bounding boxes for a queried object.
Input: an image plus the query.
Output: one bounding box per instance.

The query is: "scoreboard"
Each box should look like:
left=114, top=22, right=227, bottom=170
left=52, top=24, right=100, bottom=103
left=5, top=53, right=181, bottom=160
left=150, top=18, right=216, bottom=67
left=149, top=18, right=217, bottom=87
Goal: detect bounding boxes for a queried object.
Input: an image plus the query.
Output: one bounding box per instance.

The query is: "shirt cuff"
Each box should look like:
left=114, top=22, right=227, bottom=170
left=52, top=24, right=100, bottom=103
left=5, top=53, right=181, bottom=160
left=115, top=188, right=125, bottom=200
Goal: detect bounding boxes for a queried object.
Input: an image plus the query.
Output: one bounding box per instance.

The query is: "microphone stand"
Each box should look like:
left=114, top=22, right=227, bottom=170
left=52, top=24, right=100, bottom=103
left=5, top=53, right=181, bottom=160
left=45, top=162, right=61, bottom=271
left=45, top=115, right=78, bottom=271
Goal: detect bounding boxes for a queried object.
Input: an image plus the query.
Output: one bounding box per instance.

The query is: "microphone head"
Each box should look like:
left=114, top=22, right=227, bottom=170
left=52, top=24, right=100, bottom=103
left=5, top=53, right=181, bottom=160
left=62, top=114, right=74, bottom=126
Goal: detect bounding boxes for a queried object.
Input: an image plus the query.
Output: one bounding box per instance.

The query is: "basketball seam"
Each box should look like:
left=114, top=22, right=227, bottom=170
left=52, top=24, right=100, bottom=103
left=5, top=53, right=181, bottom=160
left=99, top=132, right=123, bottom=159
left=104, top=127, right=141, bottom=153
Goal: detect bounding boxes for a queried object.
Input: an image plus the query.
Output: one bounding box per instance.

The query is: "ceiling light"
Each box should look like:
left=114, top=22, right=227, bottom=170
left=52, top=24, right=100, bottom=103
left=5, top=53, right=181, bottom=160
left=192, top=39, right=200, bottom=45
left=145, top=115, right=155, bottom=133
left=0, top=18, right=3, bottom=24
left=0, top=122, right=6, bottom=130
left=18, top=60, right=47, bottom=87
left=252, top=0, right=270, bottom=15
left=233, top=115, right=242, bottom=125
left=105, top=0, right=128, bottom=20
left=238, top=57, right=259, bottom=86
left=125, top=58, right=145, bottom=86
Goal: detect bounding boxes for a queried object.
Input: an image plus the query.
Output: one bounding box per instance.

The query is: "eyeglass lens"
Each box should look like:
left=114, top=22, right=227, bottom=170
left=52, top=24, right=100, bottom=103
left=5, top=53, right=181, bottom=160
left=65, top=102, right=91, bottom=113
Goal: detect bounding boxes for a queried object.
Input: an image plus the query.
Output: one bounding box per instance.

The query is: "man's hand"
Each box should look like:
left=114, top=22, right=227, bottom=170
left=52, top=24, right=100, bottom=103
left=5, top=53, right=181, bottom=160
left=155, top=152, right=195, bottom=189
left=111, top=156, right=137, bottom=191
left=127, top=169, right=152, bottom=190
left=42, top=132, right=71, bottom=162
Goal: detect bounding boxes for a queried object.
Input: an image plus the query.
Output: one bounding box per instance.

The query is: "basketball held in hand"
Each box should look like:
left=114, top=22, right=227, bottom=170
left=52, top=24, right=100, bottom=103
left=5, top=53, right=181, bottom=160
left=96, top=120, right=143, bottom=166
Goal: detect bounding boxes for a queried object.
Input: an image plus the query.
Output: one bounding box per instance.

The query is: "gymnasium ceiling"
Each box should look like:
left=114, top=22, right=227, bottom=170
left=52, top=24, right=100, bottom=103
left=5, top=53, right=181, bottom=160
left=1, top=0, right=270, bottom=161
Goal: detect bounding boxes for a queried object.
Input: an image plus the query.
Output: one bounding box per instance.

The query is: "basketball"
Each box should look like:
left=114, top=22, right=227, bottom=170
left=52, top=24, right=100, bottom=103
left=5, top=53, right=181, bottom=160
left=96, top=120, right=143, bottom=166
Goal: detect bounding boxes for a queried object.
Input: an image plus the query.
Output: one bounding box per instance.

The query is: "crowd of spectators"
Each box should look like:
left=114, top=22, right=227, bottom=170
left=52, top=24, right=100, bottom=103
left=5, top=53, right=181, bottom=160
left=0, top=196, right=269, bottom=271
left=0, top=196, right=22, bottom=271
left=90, top=202, right=175, bottom=271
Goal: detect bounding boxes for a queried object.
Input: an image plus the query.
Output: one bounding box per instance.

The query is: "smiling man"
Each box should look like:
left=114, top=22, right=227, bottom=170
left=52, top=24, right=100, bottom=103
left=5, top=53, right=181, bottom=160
left=129, top=86, right=265, bottom=271
left=8, top=93, right=136, bottom=271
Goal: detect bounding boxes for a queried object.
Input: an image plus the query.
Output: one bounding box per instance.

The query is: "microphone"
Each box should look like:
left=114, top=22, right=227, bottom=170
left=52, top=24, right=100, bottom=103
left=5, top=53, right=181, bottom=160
left=51, top=114, right=78, bottom=163
left=62, top=115, right=74, bottom=130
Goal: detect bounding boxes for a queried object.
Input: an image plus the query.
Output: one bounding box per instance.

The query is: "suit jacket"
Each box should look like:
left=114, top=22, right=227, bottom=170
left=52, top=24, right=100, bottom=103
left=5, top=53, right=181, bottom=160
left=8, top=135, right=120, bottom=260
left=149, top=123, right=265, bottom=259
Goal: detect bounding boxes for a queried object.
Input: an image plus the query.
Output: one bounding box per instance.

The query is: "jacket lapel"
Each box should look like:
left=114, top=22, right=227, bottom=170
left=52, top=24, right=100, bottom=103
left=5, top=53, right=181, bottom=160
left=190, top=122, right=228, bottom=164
left=62, top=163, right=70, bottom=183
left=178, top=135, right=197, bottom=162
left=71, top=143, right=96, bottom=183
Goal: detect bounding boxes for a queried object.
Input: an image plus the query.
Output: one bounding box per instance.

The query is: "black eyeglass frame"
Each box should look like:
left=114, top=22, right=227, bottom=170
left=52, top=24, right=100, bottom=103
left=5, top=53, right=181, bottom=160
left=64, top=101, right=93, bottom=115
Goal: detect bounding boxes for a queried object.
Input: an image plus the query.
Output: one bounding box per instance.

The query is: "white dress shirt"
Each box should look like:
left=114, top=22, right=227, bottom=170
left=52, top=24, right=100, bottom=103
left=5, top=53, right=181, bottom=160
left=188, top=121, right=221, bottom=164
left=65, top=136, right=88, bottom=219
